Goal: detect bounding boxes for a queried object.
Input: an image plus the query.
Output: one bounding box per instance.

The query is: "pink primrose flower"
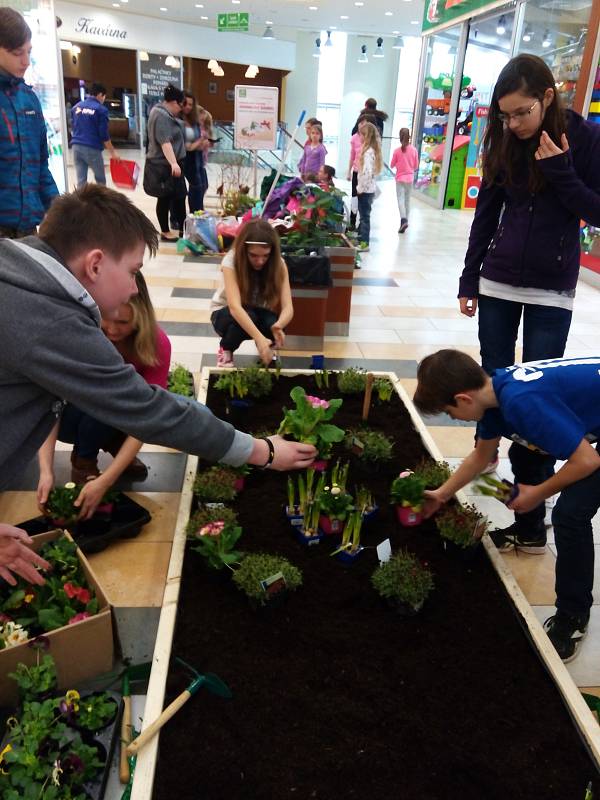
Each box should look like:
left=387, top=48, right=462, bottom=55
left=68, top=612, right=91, bottom=625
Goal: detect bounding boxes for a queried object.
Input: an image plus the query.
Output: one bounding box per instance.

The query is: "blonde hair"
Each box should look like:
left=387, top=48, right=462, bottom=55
left=198, top=107, right=214, bottom=138
left=232, top=219, right=284, bottom=310
left=359, top=122, right=383, bottom=174
left=127, top=272, right=160, bottom=367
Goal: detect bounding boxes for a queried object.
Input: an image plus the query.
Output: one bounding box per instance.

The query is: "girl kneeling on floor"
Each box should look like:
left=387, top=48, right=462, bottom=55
left=37, top=273, right=172, bottom=518
left=211, top=219, right=293, bottom=367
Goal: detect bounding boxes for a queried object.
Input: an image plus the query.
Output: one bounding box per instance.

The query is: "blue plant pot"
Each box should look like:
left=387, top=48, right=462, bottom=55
left=362, top=505, right=379, bottom=525
left=285, top=506, right=304, bottom=528
left=311, top=354, right=325, bottom=370
left=293, top=527, right=324, bottom=547
left=335, top=545, right=364, bottom=564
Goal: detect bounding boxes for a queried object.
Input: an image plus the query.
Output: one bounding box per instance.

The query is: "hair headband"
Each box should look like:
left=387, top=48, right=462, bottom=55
left=245, top=241, right=271, bottom=245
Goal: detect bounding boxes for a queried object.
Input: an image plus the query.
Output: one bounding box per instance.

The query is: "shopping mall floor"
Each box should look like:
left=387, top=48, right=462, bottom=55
left=2, top=151, right=600, bottom=701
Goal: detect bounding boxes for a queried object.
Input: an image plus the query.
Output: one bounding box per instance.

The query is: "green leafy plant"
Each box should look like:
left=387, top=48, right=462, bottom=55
left=9, top=654, right=57, bottom=700
left=222, top=188, right=257, bottom=217
left=214, top=366, right=273, bottom=399
left=413, top=458, right=453, bottom=489
left=233, top=553, right=302, bottom=605
left=336, top=367, right=367, bottom=395
left=371, top=551, right=434, bottom=611
left=436, top=503, right=487, bottom=549
left=74, top=692, right=118, bottom=731
left=474, top=474, right=514, bottom=503
left=318, top=484, right=353, bottom=521
left=44, top=482, right=118, bottom=524
left=331, top=510, right=363, bottom=556
left=344, top=427, right=394, bottom=462
left=190, top=521, right=243, bottom=570
left=278, top=386, right=344, bottom=459
left=193, top=466, right=238, bottom=503
left=390, top=471, right=426, bottom=510
left=186, top=505, right=239, bottom=537
left=168, top=364, right=195, bottom=397
left=373, top=376, right=394, bottom=402
left=355, top=486, right=376, bottom=515
left=280, top=185, right=345, bottom=251
left=314, top=369, right=330, bottom=390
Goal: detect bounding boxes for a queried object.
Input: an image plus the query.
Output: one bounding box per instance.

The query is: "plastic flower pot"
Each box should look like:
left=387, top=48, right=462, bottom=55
left=362, top=505, right=379, bottom=525
left=319, top=515, right=345, bottom=536
left=396, top=505, right=423, bottom=527
left=234, top=478, right=245, bottom=492
left=335, top=545, right=364, bottom=564
left=285, top=506, right=304, bottom=528
left=293, top=527, right=324, bottom=547
left=311, top=354, right=325, bottom=370
left=312, top=459, right=329, bottom=472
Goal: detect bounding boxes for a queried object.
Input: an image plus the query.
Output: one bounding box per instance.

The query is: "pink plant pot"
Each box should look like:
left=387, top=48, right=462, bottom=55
left=312, top=459, right=328, bottom=472
left=319, top=515, right=345, bottom=536
left=234, top=477, right=245, bottom=492
left=396, top=505, right=423, bottom=527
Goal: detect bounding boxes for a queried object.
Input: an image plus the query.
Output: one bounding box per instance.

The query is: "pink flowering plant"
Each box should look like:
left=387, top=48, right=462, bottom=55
left=390, top=470, right=426, bottom=511
left=278, top=386, right=345, bottom=459
left=190, top=520, right=243, bottom=570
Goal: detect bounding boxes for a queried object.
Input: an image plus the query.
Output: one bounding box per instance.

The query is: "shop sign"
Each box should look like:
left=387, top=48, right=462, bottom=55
left=217, top=12, right=249, bottom=32
left=234, top=85, right=278, bottom=150
left=74, top=16, right=127, bottom=40
left=140, top=52, right=181, bottom=99
left=422, top=0, right=503, bottom=33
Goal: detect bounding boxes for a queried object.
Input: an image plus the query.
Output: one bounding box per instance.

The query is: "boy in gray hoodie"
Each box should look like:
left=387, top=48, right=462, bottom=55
left=0, top=185, right=315, bottom=582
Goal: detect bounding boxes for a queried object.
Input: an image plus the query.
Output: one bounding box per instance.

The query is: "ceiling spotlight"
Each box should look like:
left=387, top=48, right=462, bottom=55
left=496, top=15, right=506, bottom=35
left=263, top=24, right=274, bottom=38
left=392, top=34, right=404, bottom=49
left=340, top=14, right=349, bottom=19
left=373, top=36, right=384, bottom=57
left=313, top=37, right=321, bottom=57
left=355, top=1, right=364, bottom=5
left=522, top=27, right=533, bottom=42
left=213, top=66, right=224, bottom=76
left=385, top=11, right=393, bottom=15
left=324, top=29, right=333, bottom=46
left=139, top=50, right=149, bottom=61
left=358, top=44, right=368, bottom=63
left=71, top=44, right=81, bottom=54
left=165, top=55, right=180, bottom=68
left=60, top=40, right=73, bottom=49
left=542, top=29, right=551, bottom=47
left=207, top=58, right=218, bottom=69
left=245, top=64, right=259, bottom=77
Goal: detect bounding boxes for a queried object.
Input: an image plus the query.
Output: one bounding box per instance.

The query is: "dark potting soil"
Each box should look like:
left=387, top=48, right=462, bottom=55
left=153, top=375, right=599, bottom=800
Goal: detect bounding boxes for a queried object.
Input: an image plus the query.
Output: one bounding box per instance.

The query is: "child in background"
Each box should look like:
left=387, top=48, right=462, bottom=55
left=318, top=164, right=336, bottom=188
left=390, top=128, right=419, bottom=233
left=356, top=121, right=383, bottom=252
left=299, top=124, right=327, bottom=181
left=210, top=219, right=293, bottom=368
left=304, top=117, right=321, bottom=145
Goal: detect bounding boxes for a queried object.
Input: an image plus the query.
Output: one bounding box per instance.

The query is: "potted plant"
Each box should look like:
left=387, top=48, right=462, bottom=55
left=390, top=471, right=426, bottom=526
left=413, top=458, right=452, bottom=490
left=277, top=386, right=344, bottom=470
left=167, top=363, right=195, bottom=397
left=318, top=484, right=353, bottom=536
left=371, top=550, right=434, bottom=615
left=286, top=469, right=322, bottom=527
left=344, top=427, right=394, bottom=464
left=331, top=510, right=364, bottom=563
left=355, top=485, right=379, bottom=525
left=193, top=466, right=239, bottom=504
left=214, top=366, right=273, bottom=401
left=190, top=521, right=243, bottom=571
left=186, top=505, right=239, bottom=539
left=373, top=376, right=394, bottom=403
left=232, top=553, right=302, bottom=608
left=436, top=503, right=488, bottom=553
left=336, top=367, right=367, bottom=395
left=313, top=368, right=330, bottom=390
left=44, top=482, right=117, bottom=526
left=474, top=474, right=518, bottom=505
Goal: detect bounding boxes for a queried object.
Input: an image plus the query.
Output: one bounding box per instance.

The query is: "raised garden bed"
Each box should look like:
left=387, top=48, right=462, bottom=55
left=133, top=369, right=600, bottom=800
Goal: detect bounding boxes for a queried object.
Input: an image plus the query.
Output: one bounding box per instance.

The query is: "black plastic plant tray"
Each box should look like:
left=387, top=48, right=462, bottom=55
left=17, top=493, right=152, bottom=554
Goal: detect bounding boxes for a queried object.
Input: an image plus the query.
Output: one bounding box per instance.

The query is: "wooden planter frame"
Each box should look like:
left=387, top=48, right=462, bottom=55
left=130, top=368, right=600, bottom=799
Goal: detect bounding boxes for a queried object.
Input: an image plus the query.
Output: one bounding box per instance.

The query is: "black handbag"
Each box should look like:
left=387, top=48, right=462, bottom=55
left=143, top=158, right=186, bottom=198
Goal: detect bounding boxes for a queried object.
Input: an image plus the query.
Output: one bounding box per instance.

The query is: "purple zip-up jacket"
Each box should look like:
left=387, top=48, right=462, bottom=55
left=458, top=110, right=600, bottom=298
left=298, top=142, right=327, bottom=176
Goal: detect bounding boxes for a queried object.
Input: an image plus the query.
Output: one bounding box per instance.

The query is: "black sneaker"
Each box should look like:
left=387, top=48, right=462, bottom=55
left=488, top=522, right=546, bottom=554
left=543, top=610, right=589, bottom=662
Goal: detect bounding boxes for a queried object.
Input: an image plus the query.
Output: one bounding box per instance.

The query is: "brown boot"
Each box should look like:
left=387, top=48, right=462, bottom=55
left=70, top=451, right=100, bottom=484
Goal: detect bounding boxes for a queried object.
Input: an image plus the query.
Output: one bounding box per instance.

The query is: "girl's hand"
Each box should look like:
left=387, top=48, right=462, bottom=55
left=171, top=162, right=182, bottom=177
left=37, top=471, right=55, bottom=513
left=422, top=489, right=447, bottom=519
left=535, top=131, right=569, bottom=161
left=271, top=324, right=285, bottom=349
left=256, top=337, right=275, bottom=366
left=74, top=476, right=111, bottom=521
left=459, top=296, right=478, bottom=317
left=0, top=525, right=50, bottom=586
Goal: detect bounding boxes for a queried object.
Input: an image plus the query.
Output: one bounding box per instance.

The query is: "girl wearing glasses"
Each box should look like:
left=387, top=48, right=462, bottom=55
left=458, top=53, right=600, bottom=549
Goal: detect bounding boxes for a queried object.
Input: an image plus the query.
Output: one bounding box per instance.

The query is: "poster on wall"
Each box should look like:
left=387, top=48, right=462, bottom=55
left=139, top=52, right=182, bottom=143
left=234, top=85, right=278, bottom=150
left=23, top=0, right=68, bottom=192
left=422, top=0, right=503, bottom=34
left=461, top=104, right=488, bottom=209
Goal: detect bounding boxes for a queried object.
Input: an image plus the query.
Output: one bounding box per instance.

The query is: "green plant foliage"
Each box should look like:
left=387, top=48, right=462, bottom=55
left=390, top=472, right=426, bottom=510
left=330, top=509, right=364, bottom=556
left=313, top=369, right=330, bottom=390
left=233, top=553, right=302, bottom=605
left=223, top=189, right=257, bottom=217
left=413, top=458, right=452, bottom=489
left=373, top=377, right=394, bottom=402
left=318, top=484, right=353, bottom=520
left=193, top=466, right=238, bottom=503
left=190, top=522, right=243, bottom=570
left=436, top=503, right=487, bottom=549
left=44, top=483, right=118, bottom=524
left=186, top=505, right=239, bottom=538
left=76, top=693, right=118, bottom=731
left=371, top=551, right=434, bottom=610
left=344, top=427, right=394, bottom=462
left=280, top=185, right=345, bottom=250
left=336, top=367, right=367, bottom=395
left=168, top=364, right=195, bottom=397
left=214, top=366, right=273, bottom=399
left=277, top=386, right=344, bottom=459
left=9, top=655, right=57, bottom=700
left=473, top=474, right=513, bottom=502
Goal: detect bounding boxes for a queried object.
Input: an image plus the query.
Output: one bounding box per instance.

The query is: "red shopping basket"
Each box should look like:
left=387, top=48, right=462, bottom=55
left=110, top=158, right=139, bottom=190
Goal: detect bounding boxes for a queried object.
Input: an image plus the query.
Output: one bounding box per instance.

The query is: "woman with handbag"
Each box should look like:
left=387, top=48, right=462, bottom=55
left=144, top=84, right=187, bottom=241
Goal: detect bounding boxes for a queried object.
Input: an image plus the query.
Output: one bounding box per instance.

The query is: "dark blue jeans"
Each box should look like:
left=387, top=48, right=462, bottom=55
left=59, top=403, right=122, bottom=460
left=478, top=294, right=573, bottom=531
left=357, top=193, right=374, bottom=245
left=552, top=448, right=600, bottom=618
left=184, top=152, right=208, bottom=213
left=211, top=306, right=278, bottom=353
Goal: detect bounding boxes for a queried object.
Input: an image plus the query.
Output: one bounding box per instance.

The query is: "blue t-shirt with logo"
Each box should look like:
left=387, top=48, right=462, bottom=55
left=71, top=97, right=110, bottom=150
left=478, top=357, right=600, bottom=460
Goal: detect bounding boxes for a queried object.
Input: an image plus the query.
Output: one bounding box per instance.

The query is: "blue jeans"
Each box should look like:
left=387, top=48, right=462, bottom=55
left=357, top=193, right=374, bottom=245
left=211, top=306, right=277, bottom=353
left=552, top=447, right=600, bottom=618
left=59, top=403, right=121, bottom=460
left=72, top=144, right=106, bottom=188
left=184, top=151, right=208, bottom=213
left=478, top=294, right=573, bottom=530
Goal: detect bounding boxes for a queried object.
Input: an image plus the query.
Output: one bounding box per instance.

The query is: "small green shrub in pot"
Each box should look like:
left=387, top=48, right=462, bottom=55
left=389, top=471, right=426, bottom=510
left=436, top=503, right=487, bottom=549
left=344, top=427, right=394, bottom=463
left=413, top=458, right=452, bottom=489
left=168, top=363, right=195, bottom=397
left=193, top=466, right=238, bottom=503
left=373, top=376, right=394, bottom=402
left=233, top=553, right=302, bottom=606
left=371, top=550, right=434, bottom=612
left=336, top=367, right=367, bottom=395
left=214, top=366, right=273, bottom=399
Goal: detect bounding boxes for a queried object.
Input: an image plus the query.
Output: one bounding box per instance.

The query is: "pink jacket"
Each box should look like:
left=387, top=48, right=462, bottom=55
left=390, top=145, right=419, bottom=183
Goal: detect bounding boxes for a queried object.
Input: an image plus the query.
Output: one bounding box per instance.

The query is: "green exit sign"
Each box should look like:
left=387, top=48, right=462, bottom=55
left=217, top=12, right=249, bottom=31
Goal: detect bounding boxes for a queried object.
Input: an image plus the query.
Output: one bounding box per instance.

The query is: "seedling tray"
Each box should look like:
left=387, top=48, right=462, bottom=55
left=17, top=493, right=151, bottom=554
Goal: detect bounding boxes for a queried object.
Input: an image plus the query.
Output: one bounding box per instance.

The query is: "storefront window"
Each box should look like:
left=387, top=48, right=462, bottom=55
left=516, top=0, right=593, bottom=108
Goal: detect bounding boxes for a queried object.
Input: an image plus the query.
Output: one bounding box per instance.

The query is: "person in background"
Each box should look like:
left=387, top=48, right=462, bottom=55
left=198, top=107, right=214, bottom=209
left=347, top=114, right=377, bottom=231
left=318, top=164, right=336, bottom=188
left=390, top=127, right=419, bottom=234
left=70, top=82, right=119, bottom=189
left=458, top=54, right=600, bottom=551
left=179, top=91, right=209, bottom=214
left=37, top=272, right=171, bottom=516
left=304, top=116, right=321, bottom=145
left=211, top=219, right=293, bottom=368
left=351, top=98, right=388, bottom=138
left=145, top=83, right=186, bottom=241
left=356, top=121, right=383, bottom=252
left=298, top=124, right=327, bottom=181
left=0, top=8, right=58, bottom=238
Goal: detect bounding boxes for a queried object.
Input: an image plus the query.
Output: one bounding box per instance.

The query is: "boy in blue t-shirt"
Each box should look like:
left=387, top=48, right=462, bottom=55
left=413, top=349, right=600, bottom=663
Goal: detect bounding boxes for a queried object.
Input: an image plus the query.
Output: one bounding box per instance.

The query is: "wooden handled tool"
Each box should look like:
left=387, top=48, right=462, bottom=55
left=119, top=672, right=133, bottom=783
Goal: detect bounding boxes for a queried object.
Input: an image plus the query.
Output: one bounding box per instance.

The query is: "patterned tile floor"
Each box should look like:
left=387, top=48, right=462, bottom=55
left=3, top=155, right=600, bottom=710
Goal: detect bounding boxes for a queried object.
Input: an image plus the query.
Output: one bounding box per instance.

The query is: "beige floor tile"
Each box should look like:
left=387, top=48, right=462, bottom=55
left=398, top=330, right=480, bottom=346
left=144, top=276, right=216, bottom=289
left=156, top=308, right=212, bottom=323
left=349, top=316, right=436, bottom=331
left=427, top=426, right=478, bottom=458
left=358, top=342, right=481, bottom=361
left=500, top=549, right=557, bottom=605
left=125, top=493, right=180, bottom=543
left=399, top=378, right=418, bottom=396
left=379, top=305, right=460, bottom=319
left=87, top=541, right=173, bottom=607
left=335, top=329, right=402, bottom=343
left=349, top=305, right=386, bottom=317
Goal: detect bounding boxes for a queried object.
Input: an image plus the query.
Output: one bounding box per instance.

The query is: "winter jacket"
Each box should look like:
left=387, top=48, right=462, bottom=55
left=70, top=96, right=110, bottom=150
left=459, top=110, right=600, bottom=298
left=0, top=70, right=58, bottom=230
left=0, top=237, right=253, bottom=488
left=351, top=108, right=388, bottom=138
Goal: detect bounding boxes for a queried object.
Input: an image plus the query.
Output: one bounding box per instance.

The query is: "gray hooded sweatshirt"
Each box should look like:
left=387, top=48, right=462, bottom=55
left=0, top=237, right=253, bottom=489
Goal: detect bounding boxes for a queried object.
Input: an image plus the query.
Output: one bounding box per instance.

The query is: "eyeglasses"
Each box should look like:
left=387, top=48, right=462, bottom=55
left=498, top=100, right=539, bottom=125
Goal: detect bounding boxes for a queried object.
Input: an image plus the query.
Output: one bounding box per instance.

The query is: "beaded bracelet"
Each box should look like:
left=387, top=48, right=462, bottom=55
left=258, top=437, right=275, bottom=469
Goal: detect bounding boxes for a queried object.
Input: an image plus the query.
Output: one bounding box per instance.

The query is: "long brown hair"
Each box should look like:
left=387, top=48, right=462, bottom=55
left=128, top=272, right=160, bottom=367
left=358, top=122, right=383, bottom=174
left=233, top=220, right=284, bottom=309
left=183, top=90, right=199, bottom=126
left=400, top=128, right=411, bottom=152
left=482, top=54, right=567, bottom=192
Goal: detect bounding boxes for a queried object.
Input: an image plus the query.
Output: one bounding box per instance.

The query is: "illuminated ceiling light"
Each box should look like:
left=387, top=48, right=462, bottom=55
left=60, top=40, right=73, bottom=49
left=340, top=15, right=349, bottom=19
left=410, top=20, right=419, bottom=24
left=112, top=3, right=120, bottom=7
left=354, top=1, right=364, bottom=5
left=358, top=44, right=368, bottom=63
left=201, top=15, right=208, bottom=19
left=324, top=30, right=333, bottom=46
left=213, top=65, right=225, bottom=76
left=373, top=36, right=384, bottom=57
left=313, top=37, right=321, bottom=57
left=392, top=35, right=404, bottom=49
left=385, top=10, right=393, bottom=15
left=522, top=27, right=532, bottom=42
left=263, top=25, right=275, bottom=38
left=159, top=7, right=167, bottom=11
left=245, top=64, right=259, bottom=77
left=266, top=19, right=273, bottom=24
left=71, top=44, right=81, bottom=54
left=308, top=5, right=318, bottom=9
left=139, top=50, right=149, bottom=60
left=195, top=3, right=203, bottom=6
left=496, top=15, right=506, bottom=35
left=207, top=58, right=218, bottom=69
left=542, top=29, right=551, bottom=47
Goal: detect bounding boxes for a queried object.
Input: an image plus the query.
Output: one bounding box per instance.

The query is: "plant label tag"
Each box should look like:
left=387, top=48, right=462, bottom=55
left=351, top=436, right=365, bottom=455
left=377, top=538, right=392, bottom=564
left=205, top=502, right=226, bottom=509
left=260, top=571, right=287, bottom=596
